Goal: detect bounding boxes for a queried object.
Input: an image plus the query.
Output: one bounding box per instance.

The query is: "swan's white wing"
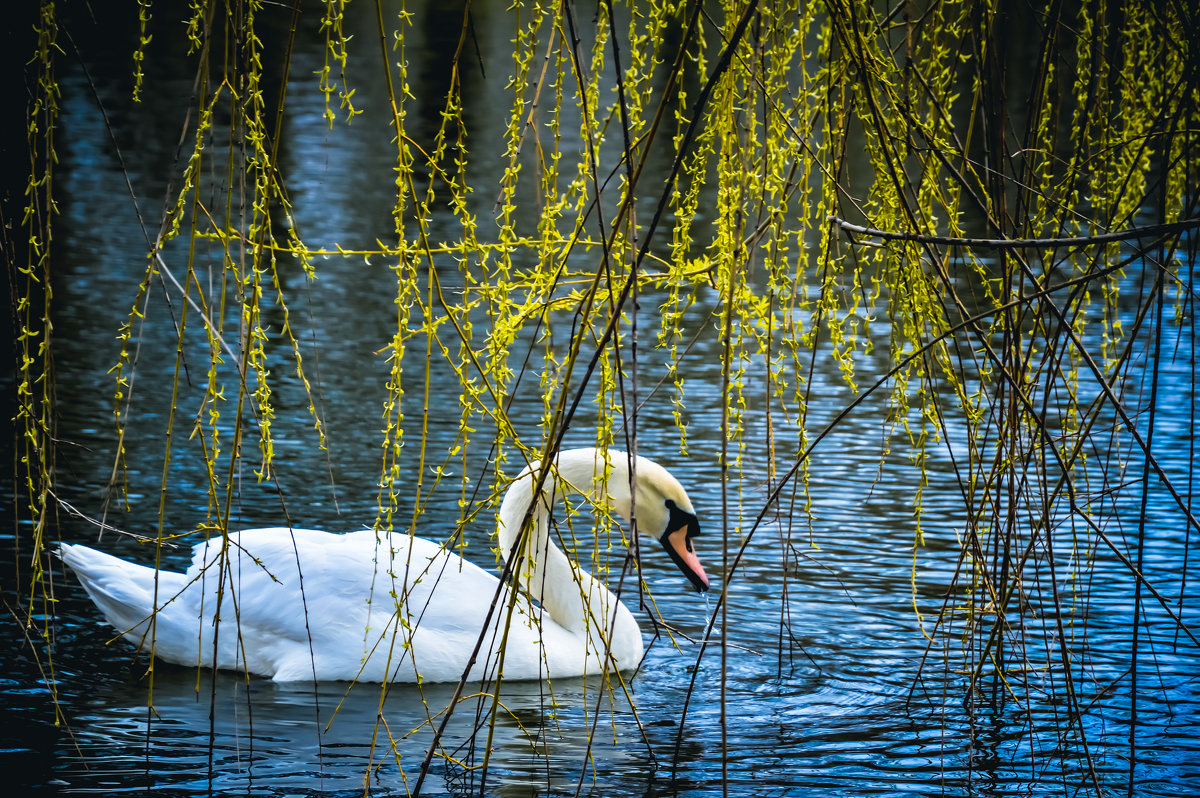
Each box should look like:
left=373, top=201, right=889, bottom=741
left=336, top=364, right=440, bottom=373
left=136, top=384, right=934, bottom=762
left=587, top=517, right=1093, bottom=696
left=66, top=525, right=611, bottom=682
left=182, top=528, right=526, bottom=681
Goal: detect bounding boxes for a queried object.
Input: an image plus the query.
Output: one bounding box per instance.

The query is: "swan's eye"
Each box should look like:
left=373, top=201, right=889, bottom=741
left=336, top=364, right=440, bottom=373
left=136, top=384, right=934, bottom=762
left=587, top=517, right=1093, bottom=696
left=663, top=499, right=700, bottom=538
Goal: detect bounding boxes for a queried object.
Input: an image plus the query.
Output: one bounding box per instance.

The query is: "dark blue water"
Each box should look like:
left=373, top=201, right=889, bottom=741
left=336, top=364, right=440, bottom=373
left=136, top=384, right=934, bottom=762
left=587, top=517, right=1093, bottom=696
left=5, top=2, right=1198, bottom=796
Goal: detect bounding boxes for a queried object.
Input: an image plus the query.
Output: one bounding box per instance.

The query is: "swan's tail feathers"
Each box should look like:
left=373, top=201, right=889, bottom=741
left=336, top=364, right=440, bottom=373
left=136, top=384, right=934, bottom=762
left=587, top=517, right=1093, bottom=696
left=57, top=543, right=184, bottom=647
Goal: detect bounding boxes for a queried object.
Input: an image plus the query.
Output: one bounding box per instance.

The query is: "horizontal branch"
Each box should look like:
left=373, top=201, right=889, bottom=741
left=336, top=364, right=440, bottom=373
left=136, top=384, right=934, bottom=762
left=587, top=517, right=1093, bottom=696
left=830, top=215, right=1200, bottom=250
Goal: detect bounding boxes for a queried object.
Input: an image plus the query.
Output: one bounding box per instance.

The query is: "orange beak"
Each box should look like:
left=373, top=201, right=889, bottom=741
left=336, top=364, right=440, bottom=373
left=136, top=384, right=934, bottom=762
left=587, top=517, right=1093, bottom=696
left=662, top=525, right=710, bottom=592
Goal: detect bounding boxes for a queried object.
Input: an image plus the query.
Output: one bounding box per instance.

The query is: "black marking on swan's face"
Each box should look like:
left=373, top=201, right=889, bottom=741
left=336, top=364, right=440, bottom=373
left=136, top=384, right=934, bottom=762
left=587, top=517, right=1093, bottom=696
left=659, top=499, right=709, bottom=592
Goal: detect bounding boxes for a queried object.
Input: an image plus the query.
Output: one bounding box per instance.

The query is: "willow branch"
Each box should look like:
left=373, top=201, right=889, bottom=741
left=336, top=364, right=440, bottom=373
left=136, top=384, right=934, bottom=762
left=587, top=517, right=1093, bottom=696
left=830, top=215, right=1200, bottom=250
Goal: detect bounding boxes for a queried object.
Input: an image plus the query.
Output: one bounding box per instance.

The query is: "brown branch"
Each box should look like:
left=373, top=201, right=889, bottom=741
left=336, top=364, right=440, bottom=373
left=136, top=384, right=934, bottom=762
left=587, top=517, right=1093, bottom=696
left=829, top=215, right=1200, bottom=250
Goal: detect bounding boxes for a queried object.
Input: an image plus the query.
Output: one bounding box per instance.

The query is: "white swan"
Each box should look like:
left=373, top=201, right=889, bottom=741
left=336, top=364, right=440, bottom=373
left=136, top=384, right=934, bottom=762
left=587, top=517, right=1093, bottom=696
left=59, top=448, right=709, bottom=682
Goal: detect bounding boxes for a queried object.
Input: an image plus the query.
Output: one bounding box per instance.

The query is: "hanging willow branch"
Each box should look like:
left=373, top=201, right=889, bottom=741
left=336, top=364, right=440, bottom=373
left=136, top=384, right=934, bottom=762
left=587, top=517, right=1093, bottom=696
left=830, top=214, right=1200, bottom=249
left=830, top=215, right=1200, bottom=250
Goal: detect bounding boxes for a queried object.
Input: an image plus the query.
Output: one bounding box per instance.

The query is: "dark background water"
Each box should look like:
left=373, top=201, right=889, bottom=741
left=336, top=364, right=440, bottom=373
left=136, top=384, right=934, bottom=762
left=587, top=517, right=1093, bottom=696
left=4, top=1, right=1198, bottom=796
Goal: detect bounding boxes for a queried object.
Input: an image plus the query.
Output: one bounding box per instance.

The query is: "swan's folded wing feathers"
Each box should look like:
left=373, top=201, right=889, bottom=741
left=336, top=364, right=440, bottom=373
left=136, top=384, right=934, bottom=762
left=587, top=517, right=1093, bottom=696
left=181, top=529, right=367, bottom=645
left=178, top=529, right=501, bottom=661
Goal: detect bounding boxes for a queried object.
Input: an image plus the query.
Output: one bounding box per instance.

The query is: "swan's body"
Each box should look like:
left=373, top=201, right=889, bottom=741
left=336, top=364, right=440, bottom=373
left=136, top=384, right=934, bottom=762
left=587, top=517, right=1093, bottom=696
left=59, top=448, right=708, bottom=682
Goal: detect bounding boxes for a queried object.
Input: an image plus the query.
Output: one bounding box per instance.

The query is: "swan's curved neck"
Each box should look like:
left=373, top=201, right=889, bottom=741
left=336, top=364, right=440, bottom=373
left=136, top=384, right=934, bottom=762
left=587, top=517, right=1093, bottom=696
left=497, top=450, right=638, bottom=656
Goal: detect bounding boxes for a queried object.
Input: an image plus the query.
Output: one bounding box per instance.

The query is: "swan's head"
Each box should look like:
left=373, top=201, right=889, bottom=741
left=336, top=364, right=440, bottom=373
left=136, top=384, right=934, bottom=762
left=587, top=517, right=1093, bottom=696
left=618, top=457, right=711, bottom=593
left=512, top=448, right=711, bottom=593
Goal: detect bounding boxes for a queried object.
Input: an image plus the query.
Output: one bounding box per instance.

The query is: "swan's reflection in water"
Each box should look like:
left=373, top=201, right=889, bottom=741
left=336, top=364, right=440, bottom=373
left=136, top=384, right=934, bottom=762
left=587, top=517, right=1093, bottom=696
left=59, top=666, right=658, bottom=796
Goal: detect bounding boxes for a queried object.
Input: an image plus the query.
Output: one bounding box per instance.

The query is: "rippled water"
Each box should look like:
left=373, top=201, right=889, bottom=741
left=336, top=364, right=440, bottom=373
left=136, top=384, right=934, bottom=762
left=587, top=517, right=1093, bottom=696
left=4, top=2, right=1198, bottom=796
